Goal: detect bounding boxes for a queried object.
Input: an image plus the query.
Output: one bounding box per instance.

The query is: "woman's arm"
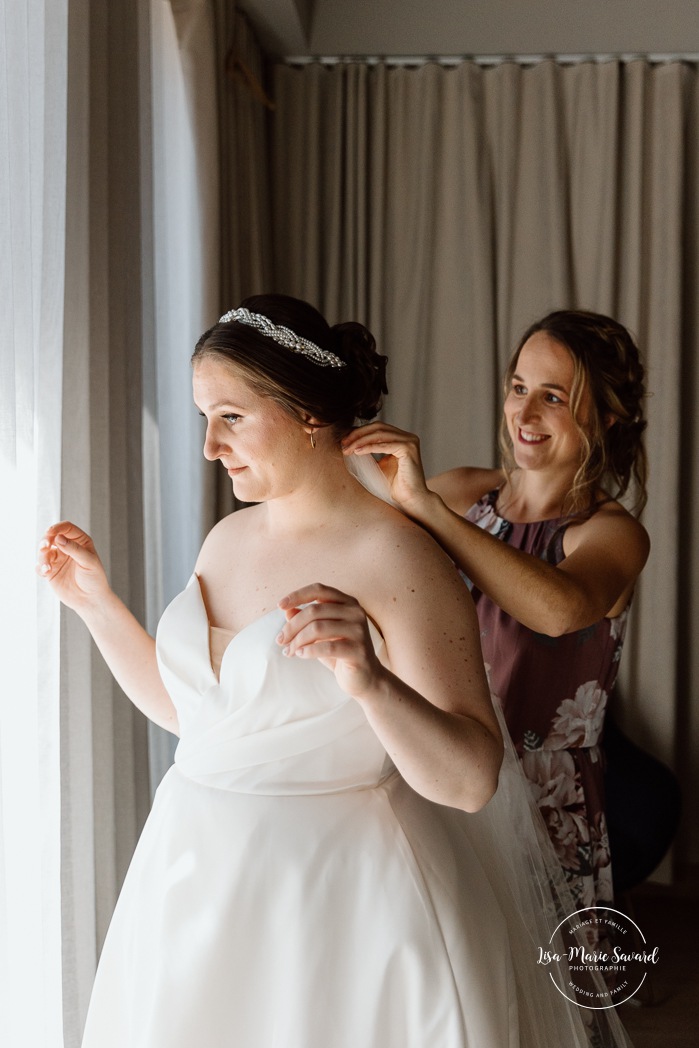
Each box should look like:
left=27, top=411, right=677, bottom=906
left=407, top=492, right=649, bottom=635
left=37, top=522, right=179, bottom=733
left=276, top=527, right=504, bottom=813
left=343, top=423, right=650, bottom=636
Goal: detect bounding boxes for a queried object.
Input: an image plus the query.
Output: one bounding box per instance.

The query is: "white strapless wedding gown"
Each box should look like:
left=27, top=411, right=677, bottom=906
left=80, top=574, right=627, bottom=1048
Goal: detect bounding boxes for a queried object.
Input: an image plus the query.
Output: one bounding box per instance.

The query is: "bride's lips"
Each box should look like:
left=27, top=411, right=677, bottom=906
left=227, top=466, right=247, bottom=476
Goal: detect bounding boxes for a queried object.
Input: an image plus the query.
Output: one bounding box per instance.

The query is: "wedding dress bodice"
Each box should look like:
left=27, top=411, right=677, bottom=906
left=157, top=574, right=393, bottom=795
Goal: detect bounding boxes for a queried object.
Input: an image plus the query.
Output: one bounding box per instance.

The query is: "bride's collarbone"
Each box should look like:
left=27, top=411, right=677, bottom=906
left=199, top=548, right=376, bottom=633
left=198, top=505, right=406, bottom=629
left=224, top=515, right=380, bottom=571
left=225, top=556, right=367, bottom=602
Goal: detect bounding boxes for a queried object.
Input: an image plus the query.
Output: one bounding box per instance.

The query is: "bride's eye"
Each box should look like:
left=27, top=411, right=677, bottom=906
left=196, top=411, right=241, bottom=425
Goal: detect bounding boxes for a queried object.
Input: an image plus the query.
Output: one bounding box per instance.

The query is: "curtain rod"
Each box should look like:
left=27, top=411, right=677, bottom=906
left=284, top=53, right=699, bottom=68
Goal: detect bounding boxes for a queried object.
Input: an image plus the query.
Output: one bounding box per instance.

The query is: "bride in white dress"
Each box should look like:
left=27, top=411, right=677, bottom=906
left=38, top=295, right=632, bottom=1048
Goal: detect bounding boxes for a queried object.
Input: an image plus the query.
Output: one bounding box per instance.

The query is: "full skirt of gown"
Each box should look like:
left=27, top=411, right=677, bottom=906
left=80, top=574, right=631, bottom=1048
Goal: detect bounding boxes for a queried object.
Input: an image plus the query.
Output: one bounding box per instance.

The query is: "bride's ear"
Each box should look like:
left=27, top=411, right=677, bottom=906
left=300, top=414, right=321, bottom=436
left=300, top=414, right=322, bottom=450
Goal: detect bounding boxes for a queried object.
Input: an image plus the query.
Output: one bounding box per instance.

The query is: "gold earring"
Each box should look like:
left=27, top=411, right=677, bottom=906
left=310, top=430, right=316, bottom=449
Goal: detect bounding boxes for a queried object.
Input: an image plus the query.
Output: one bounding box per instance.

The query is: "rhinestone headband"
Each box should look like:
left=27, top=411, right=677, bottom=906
left=218, top=307, right=346, bottom=369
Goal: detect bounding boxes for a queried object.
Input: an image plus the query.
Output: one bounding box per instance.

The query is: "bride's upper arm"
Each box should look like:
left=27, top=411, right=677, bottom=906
left=367, top=525, right=498, bottom=732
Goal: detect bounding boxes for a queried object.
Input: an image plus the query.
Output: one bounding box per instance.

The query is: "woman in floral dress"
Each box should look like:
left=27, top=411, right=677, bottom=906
left=342, top=310, right=649, bottom=910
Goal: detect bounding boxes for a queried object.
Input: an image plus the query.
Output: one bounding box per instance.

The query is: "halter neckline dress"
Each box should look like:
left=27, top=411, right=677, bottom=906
left=465, top=488, right=628, bottom=910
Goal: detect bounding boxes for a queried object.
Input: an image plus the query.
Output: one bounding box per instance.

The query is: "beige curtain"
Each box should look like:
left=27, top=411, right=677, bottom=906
left=216, top=6, right=273, bottom=312
left=148, top=0, right=223, bottom=789
left=60, top=1, right=155, bottom=1041
left=271, top=58, right=699, bottom=875
left=147, top=2, right=273, bottom=788
left=214, top=5, right=274, bottom=517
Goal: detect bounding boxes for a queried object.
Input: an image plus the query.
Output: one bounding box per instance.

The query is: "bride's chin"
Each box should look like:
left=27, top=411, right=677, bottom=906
left=229, top=476, right=268, bottom=503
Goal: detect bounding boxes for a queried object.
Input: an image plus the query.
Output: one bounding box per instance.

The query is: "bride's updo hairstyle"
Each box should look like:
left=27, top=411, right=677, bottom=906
left=193, top=294, right=388, bottom=440
left=500, top=309, right=648, bottom=516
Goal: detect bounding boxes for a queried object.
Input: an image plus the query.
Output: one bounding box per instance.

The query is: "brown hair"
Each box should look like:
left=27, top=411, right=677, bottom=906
left=192, top=294, right=388, bottom=440
left=499, top=310, right=648, bottom=516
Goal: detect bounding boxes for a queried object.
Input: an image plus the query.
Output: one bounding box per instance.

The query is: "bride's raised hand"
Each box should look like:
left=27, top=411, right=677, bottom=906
left=276, top=583, right=385, bottom=700
left=36, top=521, right=111, bottom=615
left=341, top=422, right=431, bottom=513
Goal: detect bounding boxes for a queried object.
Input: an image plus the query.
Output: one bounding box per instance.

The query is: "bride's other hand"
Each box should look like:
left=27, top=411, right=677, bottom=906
left=277, top=583, right=384, bottom=699
left=36, top=521, right=111, bottom=614
left=37, top=521, right=178, bottom=732
left=341, top=423, right=435, bottom=514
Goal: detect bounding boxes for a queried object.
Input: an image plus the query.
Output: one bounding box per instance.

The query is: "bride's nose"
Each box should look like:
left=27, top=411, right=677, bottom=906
left=203, top=424, right=230, bottom=461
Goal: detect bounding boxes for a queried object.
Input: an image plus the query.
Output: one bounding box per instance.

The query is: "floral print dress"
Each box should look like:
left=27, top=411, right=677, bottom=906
left=465, top=489, right=627, bottom=911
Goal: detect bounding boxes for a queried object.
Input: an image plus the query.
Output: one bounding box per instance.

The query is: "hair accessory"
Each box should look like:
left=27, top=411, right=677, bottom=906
left=218, top=307, right=346, bottom=369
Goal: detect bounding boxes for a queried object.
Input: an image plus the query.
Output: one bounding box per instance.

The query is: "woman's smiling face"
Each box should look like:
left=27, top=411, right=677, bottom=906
left=503, top=332, right=590, bottom=476
left=193, top=356, right=313, bottom=503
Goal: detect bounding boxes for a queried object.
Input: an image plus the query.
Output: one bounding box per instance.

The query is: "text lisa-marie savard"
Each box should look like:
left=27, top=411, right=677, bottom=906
left=537, top=946, right=659, bottom=968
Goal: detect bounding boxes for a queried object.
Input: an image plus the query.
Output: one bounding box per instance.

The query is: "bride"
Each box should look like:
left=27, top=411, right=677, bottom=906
left=38, top=295, right=631, bottom=1047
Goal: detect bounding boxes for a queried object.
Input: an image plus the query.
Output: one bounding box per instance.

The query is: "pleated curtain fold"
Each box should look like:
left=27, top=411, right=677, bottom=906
left=214, top=4, right=274, bottom=519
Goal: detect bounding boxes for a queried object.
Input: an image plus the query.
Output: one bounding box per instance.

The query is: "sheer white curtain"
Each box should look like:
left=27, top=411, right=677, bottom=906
left=0, top=2, right=68, bottom=1044
left=2, top=1, right=161, bottom=1043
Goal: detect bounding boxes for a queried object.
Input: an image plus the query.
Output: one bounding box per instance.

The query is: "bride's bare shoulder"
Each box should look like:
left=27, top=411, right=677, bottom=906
left=194, top=505, right=262, bottom=571
left=358, top=501, right=462, bottom=589
left=353, top=502, right=477, bottom=645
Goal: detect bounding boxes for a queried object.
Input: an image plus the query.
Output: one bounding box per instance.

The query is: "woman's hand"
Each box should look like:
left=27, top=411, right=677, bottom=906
left=277, top=583, right=385, bottom=700
left=341, top=422, right=434, bottom=514
left=36, top=521, right=111, bottom=615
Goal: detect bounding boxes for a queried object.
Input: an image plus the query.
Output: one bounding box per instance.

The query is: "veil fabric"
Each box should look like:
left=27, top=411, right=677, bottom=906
left=345, top=450, right=633, bottom=1048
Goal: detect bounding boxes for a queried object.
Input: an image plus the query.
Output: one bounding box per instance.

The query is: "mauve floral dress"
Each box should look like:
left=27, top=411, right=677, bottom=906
left=465, top=489, right=627, bottom=911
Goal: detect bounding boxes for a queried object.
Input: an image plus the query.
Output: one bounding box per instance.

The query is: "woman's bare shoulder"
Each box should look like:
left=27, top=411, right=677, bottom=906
left=194, top=505, right=262, bottom=571
left=428, top=466, right=505, bottom=515
left=566, top=496, right=650, bottom=563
